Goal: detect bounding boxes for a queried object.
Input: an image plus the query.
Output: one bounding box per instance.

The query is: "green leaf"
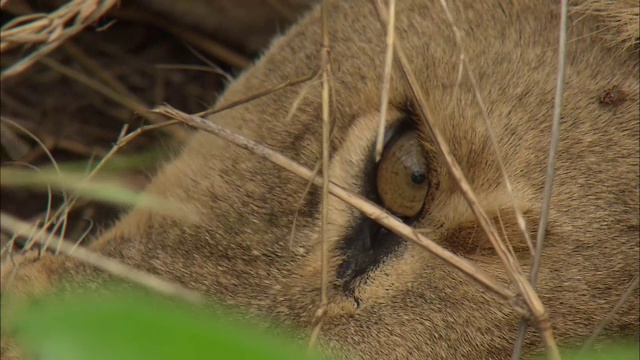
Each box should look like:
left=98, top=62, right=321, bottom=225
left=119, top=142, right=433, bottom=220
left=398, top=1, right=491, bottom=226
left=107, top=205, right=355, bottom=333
left=561, top=341, right=639, bottom=360
left=532, top=340, right=639, bottom=360
left=5, top=289, right=327, bottom=360
left=0, top=167, right=168, bottom=210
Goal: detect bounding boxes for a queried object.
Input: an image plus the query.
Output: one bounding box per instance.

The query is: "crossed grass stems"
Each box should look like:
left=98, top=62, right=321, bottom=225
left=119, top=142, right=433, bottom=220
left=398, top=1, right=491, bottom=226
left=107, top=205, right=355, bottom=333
left=0, top=0, right=637, bottom=359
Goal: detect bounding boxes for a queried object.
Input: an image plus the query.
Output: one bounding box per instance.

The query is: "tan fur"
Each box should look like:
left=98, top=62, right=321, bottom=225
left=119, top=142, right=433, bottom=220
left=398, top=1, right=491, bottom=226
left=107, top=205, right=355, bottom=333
left=2, top=0, right=638, bottom=358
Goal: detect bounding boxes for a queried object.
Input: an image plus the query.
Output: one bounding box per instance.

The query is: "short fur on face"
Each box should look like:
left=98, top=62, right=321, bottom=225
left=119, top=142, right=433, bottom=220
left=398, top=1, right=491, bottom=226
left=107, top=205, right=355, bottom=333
left=2, top=0, right=638, bottom=359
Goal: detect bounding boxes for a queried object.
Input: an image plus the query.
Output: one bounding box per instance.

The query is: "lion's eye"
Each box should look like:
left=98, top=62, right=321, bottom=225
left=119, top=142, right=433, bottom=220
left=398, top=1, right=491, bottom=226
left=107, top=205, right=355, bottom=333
left=376, top=130, right=429, bottom=219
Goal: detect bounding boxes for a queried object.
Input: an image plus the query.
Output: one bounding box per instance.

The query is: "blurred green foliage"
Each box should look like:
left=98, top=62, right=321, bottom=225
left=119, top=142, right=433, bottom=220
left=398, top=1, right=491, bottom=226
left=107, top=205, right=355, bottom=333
left=3, top=287, right=636, bottom=360
left=4, top=288, right=327, bottom=360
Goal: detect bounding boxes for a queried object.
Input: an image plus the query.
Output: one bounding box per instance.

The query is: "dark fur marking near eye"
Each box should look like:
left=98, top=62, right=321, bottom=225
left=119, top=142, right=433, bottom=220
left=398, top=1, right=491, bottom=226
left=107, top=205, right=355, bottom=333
left=334, top=146, right=404, bottom=295
left=336, top=217, right=406, bottom=296
left=335, top=116, right=419, bottom=297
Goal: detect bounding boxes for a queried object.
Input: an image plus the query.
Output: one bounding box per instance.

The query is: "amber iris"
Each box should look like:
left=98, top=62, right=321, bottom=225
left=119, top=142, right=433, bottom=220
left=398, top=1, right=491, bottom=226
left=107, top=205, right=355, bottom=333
left=376, top=130, right=429, bottom=218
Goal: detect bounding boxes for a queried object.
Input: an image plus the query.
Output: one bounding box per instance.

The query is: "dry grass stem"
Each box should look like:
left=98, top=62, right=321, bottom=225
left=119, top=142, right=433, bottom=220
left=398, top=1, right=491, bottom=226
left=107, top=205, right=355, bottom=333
left=63, top=42, right=135, bottom=98
left=38, top=57, right=188, bottom=141
left=196, top=71, right=319, bottom=119
left=111, top=8, right=251, bottom=69
left=31, top=134, right=110, bottom=159
left=3, top=115, right=110, bottom=160
left=0, top=121, right=31, bottom=160
left=513, top=0, right=569, bottom=357
left=496, top=209, right=518, bottom=260
left=1, top=229, right=18, bottom=258
left=1, top=0, right=119, bottom=80
left=374, top=0, right=396, bottom=162
left=183, top=44, right=235, bottom=83
left=1, top=118, right=62, bottom=173
left=154, top=64, right=230, bottom=78
left=579, top=275, right=640, bottom=354
left=0, top=162, right=54, bottom=257
left=308, top=0, right=332, bottom=349
left=372, top=2, right=560, bottom=358
left=1, top=117, right=66, bottom=252
left=265, top=0, right=299, bottom=21
left=57, top=120, right=178, bottom=189
left=436, top=0, right=535, bottom=259
left=152, top=105, right=523, bottom=312
left=284, top=74, right=323, bottom=249
left=0, top=213, right=206, bottom=305
left=1, top=120, right=180, bottom=255
left=289, top=161, right=322, bottom=249
left=283, top=72, right=322, bottom=127
left=68, top=218, right=95, bottom=253
left=0, top=91, right=40, bottom=120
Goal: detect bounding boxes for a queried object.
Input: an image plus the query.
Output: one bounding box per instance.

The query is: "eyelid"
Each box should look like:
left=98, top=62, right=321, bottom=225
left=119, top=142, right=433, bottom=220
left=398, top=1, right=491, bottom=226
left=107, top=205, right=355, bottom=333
left=373, top=118, right=416, bottom=164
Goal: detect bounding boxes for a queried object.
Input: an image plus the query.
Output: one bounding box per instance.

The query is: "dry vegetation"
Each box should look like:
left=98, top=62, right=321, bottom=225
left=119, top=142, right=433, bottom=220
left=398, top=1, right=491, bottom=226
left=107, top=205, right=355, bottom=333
left=0, top=1, right=637, bottom=359
left=1, top=0, right=241, bottom=252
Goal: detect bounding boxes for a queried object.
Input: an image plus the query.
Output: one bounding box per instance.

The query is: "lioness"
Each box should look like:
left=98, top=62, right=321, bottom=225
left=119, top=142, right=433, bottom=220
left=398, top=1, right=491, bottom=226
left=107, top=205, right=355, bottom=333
left=2, top=0, right=638, bottom=359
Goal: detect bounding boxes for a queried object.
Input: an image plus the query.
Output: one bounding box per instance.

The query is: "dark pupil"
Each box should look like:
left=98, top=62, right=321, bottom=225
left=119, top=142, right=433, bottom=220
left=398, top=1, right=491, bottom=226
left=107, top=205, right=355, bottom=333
left=410, top=171, right=426, bottom=185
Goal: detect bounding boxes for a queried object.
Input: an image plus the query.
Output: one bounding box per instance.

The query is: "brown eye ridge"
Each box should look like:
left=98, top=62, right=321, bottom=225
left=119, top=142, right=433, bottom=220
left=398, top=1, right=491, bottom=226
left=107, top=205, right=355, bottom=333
left=376, top=130, right=430, bottom=219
